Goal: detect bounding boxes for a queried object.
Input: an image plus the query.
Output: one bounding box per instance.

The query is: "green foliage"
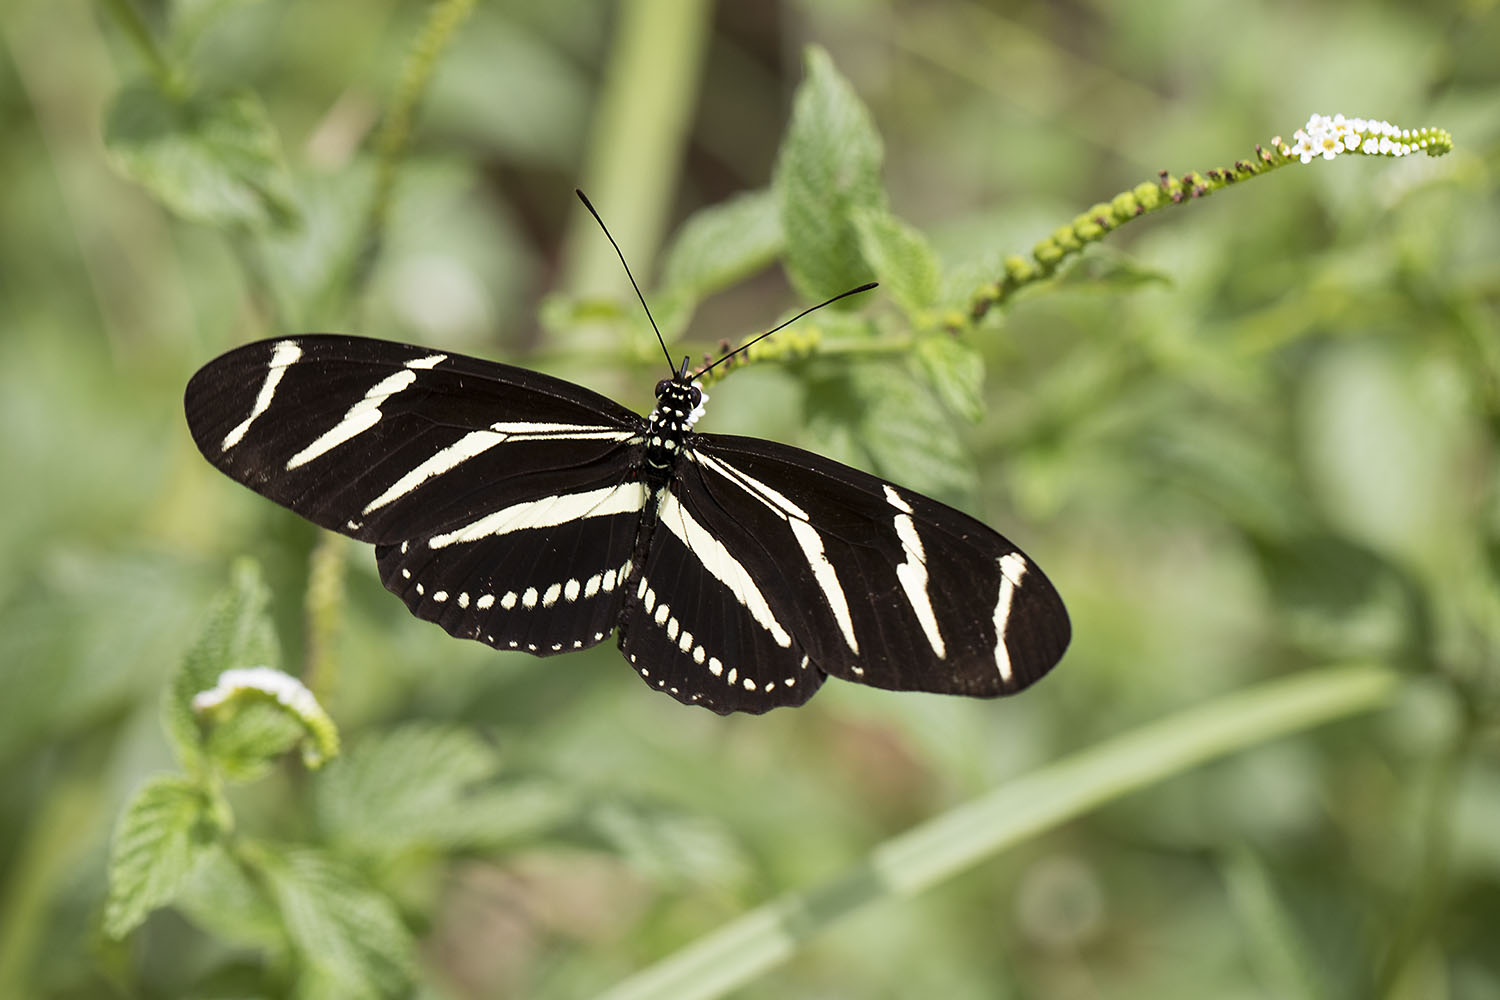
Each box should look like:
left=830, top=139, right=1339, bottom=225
left=165, top=560, right=280, bottom=772
left=851, top=207, right=941, bottom=318
left=205, top=700, right=312, bottom=781
left=3, top=1, right=1494, bottom=998
left=807, top=360, right=978, bottom=500
left=314, top=723, right=575, bottom=856
left=585, top=800, right=751, bottom=894
left=103, top=776, right=218, bottom=939
left=774, top=46, right=885, bottom=303
left=259, top=846, right=416, bottom=999
left=912, top=334, right=986, bottom=423
left=104, top=83, right=298, bottom=230
left=660, top=188, right=784, bottom=303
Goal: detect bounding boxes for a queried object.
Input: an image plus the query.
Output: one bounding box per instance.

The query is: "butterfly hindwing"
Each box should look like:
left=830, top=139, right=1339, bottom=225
left=681, top=434, right=1071, bottom=698
left=616, top=483, right=827, bottom=714
left=374, top=477, right=646, bottom=655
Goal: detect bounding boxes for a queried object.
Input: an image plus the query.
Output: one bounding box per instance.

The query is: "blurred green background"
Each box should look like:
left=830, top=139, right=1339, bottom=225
left=2, top=0, right=1497, bottom=997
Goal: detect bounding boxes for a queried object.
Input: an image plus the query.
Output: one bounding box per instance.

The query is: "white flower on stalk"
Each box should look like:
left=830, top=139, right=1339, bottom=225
left=193, top=665, right=321, bottom=716
left=1289, top=112, right=1431, bottom=164
left=192, top=666, right=339, bottom=767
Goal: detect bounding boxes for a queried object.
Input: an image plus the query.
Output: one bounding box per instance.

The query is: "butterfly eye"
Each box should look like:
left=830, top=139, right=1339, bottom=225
left=689, top=387, right=702, bottom=407
left=655, top=379, right=671, bottom=396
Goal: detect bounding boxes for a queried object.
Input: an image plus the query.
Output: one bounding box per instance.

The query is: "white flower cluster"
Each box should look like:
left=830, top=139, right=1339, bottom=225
left=193, top=665, right=322, bottom=719
left=1288, top=113, right=1430, bottom=164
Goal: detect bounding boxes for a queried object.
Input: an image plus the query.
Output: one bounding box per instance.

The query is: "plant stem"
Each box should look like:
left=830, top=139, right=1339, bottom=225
left=557, top=0, right=713, bottom=337
left=95, top=0, right=177, bottom=93
left=599, top=664, right=1399, bottom=1000
left=1374, top=712, right=1479, bottom=996
left=301, top=531, right=347, bottom=702
left=353, top=0, right=477, bottom=298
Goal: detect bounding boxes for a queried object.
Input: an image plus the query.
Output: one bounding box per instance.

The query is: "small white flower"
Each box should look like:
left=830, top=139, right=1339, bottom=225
left=194, top=666, right=321, bottom=719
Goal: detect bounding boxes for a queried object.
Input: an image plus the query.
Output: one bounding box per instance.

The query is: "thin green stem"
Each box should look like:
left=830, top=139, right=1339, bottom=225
left=1374, top=712, right=1480, bottom=996
left=966, top=122, right=1454, bottom=324
left=301, top=531, right=347, bottom=705
left=352, top=0, right=477, bottom=298
left=0, top=774, right=102, bottom=996
left=557, top=0, right=713, bottom=342
left=598, top=665, right=1399, bottom=1000
left=95, top=0, right=179, bottom=93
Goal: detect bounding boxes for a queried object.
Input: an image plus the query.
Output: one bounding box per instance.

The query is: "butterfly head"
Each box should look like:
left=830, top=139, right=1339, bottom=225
left=652, top=360, right=707, bottom=431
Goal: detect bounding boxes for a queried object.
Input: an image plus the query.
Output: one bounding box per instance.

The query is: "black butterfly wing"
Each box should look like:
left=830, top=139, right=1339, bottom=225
left=615, top=475, right=828, bottom=714
left=185, top=335, right=651, bottom=654
left=629, top=433, right=1069, bottom=708
left=184, top=335, right=646, bottom=542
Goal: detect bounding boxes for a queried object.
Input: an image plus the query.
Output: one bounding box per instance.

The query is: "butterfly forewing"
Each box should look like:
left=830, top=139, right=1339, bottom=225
left=184, top=336, right=645, bottom=543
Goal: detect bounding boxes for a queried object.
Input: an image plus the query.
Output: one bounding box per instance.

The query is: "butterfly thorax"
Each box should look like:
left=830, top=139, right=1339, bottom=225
left=641, top=378, right=705, bottom=479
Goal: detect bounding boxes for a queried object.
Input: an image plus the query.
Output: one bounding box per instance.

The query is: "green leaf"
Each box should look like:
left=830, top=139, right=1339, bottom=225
left=852, top=208, right=940, bottom=317
left=587, top=801, right=750, bottom=893
left=260, top=846, right=415, bottom=999
left=164, top=560, right=280, bottom=771
left=660, top=188, right=783, bottom=302
left=1221, top=848, right=1331, bottom=1000
left=104, top=775, right=217, bottom=939
left=104, top=81, right=298, bottom=230
left=206, top=700, right=309, bottom=782
left=315, top=723, right=576, bottom=856
left=1051, top=244, right=1171, bottom=293
left=809, top=362, right=976, bottom=501
left=174, top=844, right=287, bottom=953
left=773, top=46, right=885, bottom=302
left=913, top=335, right=986, bottom=422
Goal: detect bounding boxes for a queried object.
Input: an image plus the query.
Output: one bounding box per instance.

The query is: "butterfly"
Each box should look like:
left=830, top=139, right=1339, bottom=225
left=183, top=195, right=1069, bottom=714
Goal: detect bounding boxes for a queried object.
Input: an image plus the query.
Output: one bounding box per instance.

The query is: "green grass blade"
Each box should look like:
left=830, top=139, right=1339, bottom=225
left=598, top=664, right=1399, bottom=1000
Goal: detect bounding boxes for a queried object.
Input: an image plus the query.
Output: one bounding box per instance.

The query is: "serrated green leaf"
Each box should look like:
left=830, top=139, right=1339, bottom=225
left=587, top=801, right=750, bottom=893
left=104, top=775, right=217, bottom=939
left=660, top=188, right=783, bottom=303
left=255, top=161, right=375, bottom=330
left=104, top=81, right=298, bottom=229
left=773, top=46, right=885, bottom=302
left=913, top=335, right=986, bottom=422
left=852, top=208, right=941, bottom=317
left=174, top=843, right=287, bottom=953
left=809, top=363, right=976, bottom=501
left=1052, top=244, right=1171, bottom=293
left=315, top=723, right=576, bottom=856
left=206, top=700, right=308, bottom=782
left=260, top=846, right=415, bottom=999
left=165, top=560, right=280, bottom=771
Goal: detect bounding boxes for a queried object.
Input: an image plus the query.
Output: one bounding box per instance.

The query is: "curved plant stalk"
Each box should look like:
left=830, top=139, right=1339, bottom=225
left=599, top=664, right=1399, bottom=1000
left=968, top=115, right=1454, bottom=321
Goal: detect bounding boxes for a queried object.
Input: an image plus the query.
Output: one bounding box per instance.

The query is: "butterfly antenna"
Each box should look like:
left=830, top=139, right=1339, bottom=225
left=575, top=189, right=675, bottom=375
left=693, top=282, right=878, bottom=379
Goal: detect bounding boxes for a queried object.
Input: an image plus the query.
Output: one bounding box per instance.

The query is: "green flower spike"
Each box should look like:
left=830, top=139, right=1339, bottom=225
left=969, top=112, right=1453, bottom=321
